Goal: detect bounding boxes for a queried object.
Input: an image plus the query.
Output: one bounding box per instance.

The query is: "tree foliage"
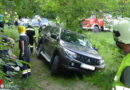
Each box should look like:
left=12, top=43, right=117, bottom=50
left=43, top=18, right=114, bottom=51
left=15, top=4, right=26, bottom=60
left=0, top=0, right=130, bottom=29
left=0, top=0, right=42, bottom=18
left=35, top=0, right=130, bottom=30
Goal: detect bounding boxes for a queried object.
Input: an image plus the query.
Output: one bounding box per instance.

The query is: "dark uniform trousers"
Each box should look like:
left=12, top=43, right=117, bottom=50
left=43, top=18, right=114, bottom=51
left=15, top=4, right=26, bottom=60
left=19, top=35, right=31, bottom=78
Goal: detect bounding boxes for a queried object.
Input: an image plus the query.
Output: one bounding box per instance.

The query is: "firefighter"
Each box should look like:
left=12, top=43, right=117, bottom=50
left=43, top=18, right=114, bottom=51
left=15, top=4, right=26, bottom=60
left=8, top=39, right=18, bottom=60
left=18, top=26, right=31, bottom=78
left=113, top=19, right=130, bottom=90
left=7, top=13, right=12, bottom=29
left=26, top=23, right=36, bottom=53
left=56, top=16, right=60, bottom=26
left=14, top=12, right=19, bottom=26
left=4, top=12, right=8, bottom=26
left=0, top=36, right=20, bottom=82
left=38, top=17, right=42, bottom=34
left=0, top=35, right=17, bottom=60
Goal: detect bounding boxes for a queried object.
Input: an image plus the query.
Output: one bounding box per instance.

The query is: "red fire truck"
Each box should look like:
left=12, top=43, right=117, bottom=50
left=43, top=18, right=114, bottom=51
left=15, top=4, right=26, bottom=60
left=81, top=14, right=104, bottom=32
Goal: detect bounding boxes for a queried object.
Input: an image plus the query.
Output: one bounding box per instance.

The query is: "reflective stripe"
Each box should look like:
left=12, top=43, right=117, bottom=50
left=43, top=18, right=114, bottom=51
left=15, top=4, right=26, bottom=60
left=22, top=69, right=31, bottom=74
left=114, top=76, right=117, bottom=81
left=115, top=85, right=130, bottom=90
left=30, top=46, right=33, bottom=48
left=26, top=28, right=34, bottom=31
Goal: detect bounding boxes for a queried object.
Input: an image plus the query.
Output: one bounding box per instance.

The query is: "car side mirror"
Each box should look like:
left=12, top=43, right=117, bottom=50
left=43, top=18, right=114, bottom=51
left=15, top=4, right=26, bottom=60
left=94, top=47, right=98, bottom=51
left=42, top=25, right=46, bottom=29
left=51, top=34, right=57, bottom=39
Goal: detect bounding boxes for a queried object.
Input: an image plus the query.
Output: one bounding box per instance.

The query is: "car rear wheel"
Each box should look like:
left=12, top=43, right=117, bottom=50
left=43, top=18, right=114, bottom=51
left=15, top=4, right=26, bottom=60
left=101, top=27, right=104, bottom=31
left=51, top=56, right=59, bottom=75
left=93, top=26, right=99, bottom=33
left=36, top=44, right=42, bottom=59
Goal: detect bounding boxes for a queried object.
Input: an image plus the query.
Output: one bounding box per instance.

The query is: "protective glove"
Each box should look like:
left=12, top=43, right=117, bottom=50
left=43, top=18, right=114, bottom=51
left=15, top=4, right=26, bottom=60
left=21, top=53, right=24, bottom=58
left=11, top=66, right=20, bottom=72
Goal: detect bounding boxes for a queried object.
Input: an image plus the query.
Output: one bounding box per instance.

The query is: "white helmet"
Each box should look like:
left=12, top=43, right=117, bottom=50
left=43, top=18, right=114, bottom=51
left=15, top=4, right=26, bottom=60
left=113, top=18, right=130, bottom=44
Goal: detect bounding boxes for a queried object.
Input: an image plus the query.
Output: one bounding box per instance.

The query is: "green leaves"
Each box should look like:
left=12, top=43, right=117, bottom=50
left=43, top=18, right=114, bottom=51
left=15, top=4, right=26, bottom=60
left=15, top=60, right=23, bottom=67
left=0, top=0, right=130, bottom=24
left=0, top=58, right=5, bottom=65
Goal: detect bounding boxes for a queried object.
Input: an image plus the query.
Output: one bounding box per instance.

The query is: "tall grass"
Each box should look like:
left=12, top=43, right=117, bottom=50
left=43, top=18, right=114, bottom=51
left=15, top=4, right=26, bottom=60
left=82, top=31, right=124, bottom=90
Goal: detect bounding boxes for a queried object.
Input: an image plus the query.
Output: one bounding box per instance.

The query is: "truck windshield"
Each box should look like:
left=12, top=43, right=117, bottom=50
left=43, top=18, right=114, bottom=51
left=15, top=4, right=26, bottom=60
left=61, top=30, right=93, bottom=49
left=91, top=14, right=97, bottom=19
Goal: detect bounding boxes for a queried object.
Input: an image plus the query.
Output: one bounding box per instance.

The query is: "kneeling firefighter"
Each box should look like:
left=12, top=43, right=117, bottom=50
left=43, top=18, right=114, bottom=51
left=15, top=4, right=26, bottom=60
left=0, top=36, right=20, bottom=82
left=26, top=24, right=36, bottom=53
left=113, top=19, right=130, bottom=90
left=18, top=26, right=31, bottom=78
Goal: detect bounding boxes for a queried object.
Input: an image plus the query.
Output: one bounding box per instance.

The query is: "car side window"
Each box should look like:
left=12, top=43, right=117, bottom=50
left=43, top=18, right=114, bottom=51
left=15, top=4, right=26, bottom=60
left=44, top=26, right=52, bottom=33
left=50, top=27, right=60, bottom=36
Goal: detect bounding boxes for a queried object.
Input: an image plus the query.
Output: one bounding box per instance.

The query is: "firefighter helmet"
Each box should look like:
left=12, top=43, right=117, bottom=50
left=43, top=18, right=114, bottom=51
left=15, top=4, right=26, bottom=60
left=37, top=17, right=41, bottom=21
left=113, top=19, right=130, bottom=44
left=18, top=26, right=26, bottom=34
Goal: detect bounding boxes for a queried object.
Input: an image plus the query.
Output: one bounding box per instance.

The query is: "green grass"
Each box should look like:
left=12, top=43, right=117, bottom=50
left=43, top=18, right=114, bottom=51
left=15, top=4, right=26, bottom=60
left=82, top=31, right=124, bottom=90
left=1, top=25, right=124, bottom=90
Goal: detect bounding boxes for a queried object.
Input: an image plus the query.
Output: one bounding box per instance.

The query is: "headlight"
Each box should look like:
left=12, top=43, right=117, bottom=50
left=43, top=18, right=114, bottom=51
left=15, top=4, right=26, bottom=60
left=64, top=48, right=77, bottom=59
left=99, top=59, right=105, bottom=65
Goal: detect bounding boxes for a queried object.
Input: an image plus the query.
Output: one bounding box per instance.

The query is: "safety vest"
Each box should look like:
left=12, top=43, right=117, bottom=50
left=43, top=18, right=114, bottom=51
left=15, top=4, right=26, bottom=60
left=14, top=15, right=18, bottom=21
left=56, top=16, right=60, bottom=24
left=113, top=53, right=130, bottom=90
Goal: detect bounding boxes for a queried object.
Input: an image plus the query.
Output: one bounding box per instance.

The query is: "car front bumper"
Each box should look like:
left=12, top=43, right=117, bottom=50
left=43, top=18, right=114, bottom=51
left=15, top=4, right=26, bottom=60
left=59, top=49, right=105, bottom=72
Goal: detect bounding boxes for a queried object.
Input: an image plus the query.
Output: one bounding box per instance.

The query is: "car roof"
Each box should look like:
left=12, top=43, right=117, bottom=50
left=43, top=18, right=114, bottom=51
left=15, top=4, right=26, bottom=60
left=48, top=25, right=87, bottom=38
left=61, top=29, right=87, bottom=38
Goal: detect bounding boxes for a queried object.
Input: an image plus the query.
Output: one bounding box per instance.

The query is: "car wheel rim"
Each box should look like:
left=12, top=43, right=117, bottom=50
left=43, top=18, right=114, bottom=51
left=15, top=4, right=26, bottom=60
left=94, top=26, right=99, bottom=32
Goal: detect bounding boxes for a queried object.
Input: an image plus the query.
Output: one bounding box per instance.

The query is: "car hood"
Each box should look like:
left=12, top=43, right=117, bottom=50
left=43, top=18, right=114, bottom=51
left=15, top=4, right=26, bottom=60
left=60, top=40, right=102, bottom=59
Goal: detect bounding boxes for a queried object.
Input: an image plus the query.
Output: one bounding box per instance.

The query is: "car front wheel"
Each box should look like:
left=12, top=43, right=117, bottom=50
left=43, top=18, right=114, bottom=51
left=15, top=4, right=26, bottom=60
left=51, top=56, right=59, bottom=75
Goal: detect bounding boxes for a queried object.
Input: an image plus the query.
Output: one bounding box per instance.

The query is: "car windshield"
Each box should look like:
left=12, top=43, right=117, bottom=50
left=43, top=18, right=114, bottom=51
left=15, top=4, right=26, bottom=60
left=41, top=18, right=48, bottom=22
left=61, top=30, right=93, bottom=49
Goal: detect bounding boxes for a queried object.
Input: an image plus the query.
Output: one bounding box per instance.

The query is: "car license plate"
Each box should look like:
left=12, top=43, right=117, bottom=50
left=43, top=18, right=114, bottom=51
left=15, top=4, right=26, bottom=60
left=81, top=63, right=95, bottom=71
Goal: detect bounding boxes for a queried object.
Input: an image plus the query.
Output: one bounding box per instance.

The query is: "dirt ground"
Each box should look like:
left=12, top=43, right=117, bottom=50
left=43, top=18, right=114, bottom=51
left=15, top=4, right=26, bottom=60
left=15, top=49, right=100, bottom=90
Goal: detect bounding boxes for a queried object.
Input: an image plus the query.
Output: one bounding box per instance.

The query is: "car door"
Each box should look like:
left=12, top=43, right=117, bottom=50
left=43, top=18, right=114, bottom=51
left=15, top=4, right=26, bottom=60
left=47, top=27, right=60, bottom=58
left=41, top=26, right=53, bottom=61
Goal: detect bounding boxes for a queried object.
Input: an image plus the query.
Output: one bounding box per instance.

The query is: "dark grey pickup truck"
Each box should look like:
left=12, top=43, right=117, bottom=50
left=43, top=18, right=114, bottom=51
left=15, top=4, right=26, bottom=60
left=37, top=26, right=105, bottom=75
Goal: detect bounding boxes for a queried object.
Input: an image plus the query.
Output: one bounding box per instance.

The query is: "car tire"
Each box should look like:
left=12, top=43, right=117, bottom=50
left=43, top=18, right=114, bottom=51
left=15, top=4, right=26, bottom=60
left=30, top=47, right=33, bottom=53
left=101, top=27, right=104, bottom=31
left=36, top=44, right=42, bottom=59
left=51, top=56, right=59, bottom=75
left=93, top=25, right=99, bottom=33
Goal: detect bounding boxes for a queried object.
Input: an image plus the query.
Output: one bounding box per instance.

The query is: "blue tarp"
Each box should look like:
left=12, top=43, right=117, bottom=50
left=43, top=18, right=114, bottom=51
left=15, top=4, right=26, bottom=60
left=0, top=14, right=3, bottom=22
